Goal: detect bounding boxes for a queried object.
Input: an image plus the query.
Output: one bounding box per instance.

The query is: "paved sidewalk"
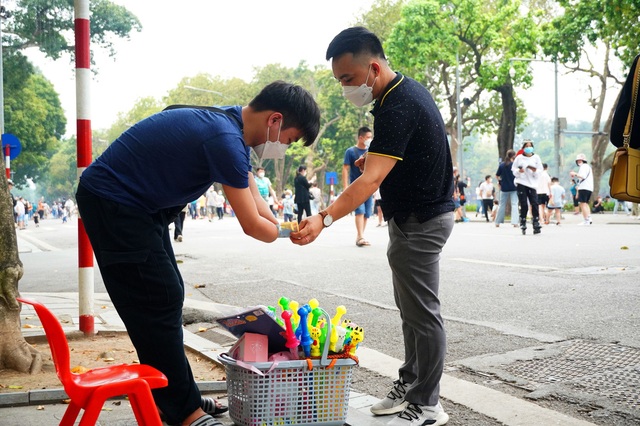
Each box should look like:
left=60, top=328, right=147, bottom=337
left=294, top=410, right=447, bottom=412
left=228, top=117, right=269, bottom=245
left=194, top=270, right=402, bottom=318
left=0, top=292, right=389, bottom=426
left=1, top=292, right=596, bottom=426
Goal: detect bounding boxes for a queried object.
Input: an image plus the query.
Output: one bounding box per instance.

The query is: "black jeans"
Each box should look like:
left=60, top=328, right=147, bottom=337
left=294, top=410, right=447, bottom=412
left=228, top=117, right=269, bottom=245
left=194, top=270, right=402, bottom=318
left=296, top=201, right=311, bottom=223
left=75, top=183, right=200, bottom=425
left=481, top=199, right=493, bottom=221
left=174, top=211, right=186, bottom=240
left=516, top=184, right=539, bottom=221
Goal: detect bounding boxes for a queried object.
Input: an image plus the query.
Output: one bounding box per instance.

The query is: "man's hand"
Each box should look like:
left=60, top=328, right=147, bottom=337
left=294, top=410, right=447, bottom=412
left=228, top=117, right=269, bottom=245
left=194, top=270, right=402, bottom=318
left=290, top=214, right=323, bottom=246
left=354, top=153, right=367, bottom=172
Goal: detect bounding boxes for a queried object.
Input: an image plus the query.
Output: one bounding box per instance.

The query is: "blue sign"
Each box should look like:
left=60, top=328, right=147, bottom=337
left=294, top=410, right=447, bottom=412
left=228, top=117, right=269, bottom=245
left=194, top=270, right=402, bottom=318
left=325, top=171, right=338, bottom=185
left=2, top=133, right=21, bottom=160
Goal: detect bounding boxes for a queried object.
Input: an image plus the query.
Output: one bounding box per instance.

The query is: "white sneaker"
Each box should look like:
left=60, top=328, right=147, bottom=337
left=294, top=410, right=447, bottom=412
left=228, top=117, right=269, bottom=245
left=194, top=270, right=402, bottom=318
left=577, top=221, right=591, bottom=226
left=387, top=402, right=449, bottom=426
left=371, top=379, right=411, bottom=415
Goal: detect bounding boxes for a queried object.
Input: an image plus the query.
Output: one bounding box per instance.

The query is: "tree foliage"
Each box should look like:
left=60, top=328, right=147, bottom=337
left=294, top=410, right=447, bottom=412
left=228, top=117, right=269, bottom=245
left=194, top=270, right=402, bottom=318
left=3, top=66, right=66, bottom=183
left=5, top=0, right=141, bottom=59
left=0, top=0, right=140, bottom=375
left=386, top=0, right=540, bottom=168
left=540, top=0, right=640, bottom=197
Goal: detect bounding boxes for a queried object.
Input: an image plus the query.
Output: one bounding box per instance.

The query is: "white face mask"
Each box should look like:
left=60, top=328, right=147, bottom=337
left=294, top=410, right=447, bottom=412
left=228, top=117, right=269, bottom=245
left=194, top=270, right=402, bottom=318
left=252, top=122, right=288, bottom=160
left=364, top=138, right=372, bottom=148
left=343, top=65, right=377, bottom=107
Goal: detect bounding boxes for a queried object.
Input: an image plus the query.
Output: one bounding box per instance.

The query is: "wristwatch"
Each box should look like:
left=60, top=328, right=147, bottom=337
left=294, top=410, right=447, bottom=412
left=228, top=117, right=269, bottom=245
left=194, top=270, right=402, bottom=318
left=319, top=210, right=333, bottom=228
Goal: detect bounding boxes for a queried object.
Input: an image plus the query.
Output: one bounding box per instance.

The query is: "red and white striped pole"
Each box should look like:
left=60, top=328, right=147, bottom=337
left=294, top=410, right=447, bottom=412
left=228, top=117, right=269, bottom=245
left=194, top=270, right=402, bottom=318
left=75, top=0, right=94, bottom=335
left=4, top=144, right=9, bottom=179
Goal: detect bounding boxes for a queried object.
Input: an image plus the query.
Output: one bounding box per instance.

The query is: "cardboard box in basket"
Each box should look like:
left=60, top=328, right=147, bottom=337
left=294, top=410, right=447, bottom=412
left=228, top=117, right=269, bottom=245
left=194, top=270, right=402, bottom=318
left=229, top=332, right=268, bottom=362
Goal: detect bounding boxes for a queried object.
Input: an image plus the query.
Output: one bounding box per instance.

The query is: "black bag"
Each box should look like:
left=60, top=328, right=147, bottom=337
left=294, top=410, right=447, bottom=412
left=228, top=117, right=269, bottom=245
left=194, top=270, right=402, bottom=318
left=611, top=54, right=640, bottom=149
left=308, top=191, right=315, bottom=200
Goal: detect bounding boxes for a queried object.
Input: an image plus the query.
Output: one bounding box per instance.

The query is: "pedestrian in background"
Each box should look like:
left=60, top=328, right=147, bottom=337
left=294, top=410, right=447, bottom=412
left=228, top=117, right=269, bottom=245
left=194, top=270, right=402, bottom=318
left=282, top=189, right=294, bottom=222
left=537, top=163, right=552, bottom=225
left=294, top=165, right=314, bottom=223
left=495, top=149, right=518, bottom=228
left=214, top=190, right=225, bottom=220
left=343, top=126, right=374, bottom=247
left=309, top=181, right=323, bottom=215
left=547, top=177, right=566, bottom=225
left=512, top=139, right=543, bottom=234
left=570, top=153, right=594, bottom=226
left=479, top=175, right=494, bottom=223
left=173, top=204, right=188, bottom=242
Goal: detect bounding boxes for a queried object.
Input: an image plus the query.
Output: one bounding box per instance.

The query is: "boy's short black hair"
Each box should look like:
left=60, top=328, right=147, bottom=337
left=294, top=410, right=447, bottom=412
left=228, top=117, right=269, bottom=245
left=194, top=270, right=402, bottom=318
left=249, top=81, right=320, bottom=147
left=298, top=165, right=307, bottom=173
left=326, top=27, right=386, bottom=61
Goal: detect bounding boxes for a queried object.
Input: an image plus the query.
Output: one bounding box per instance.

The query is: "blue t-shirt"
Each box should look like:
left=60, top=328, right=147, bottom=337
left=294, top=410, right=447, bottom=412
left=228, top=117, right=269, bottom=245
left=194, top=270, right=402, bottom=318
left=80, top=106, right=249, bottom=213
left=344, top=146, right=368, bottom=183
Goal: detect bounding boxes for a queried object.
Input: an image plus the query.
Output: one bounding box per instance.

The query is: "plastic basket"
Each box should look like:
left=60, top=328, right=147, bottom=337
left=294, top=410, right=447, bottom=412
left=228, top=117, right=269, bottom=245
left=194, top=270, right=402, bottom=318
left=218, top=310, right=357, bottom=426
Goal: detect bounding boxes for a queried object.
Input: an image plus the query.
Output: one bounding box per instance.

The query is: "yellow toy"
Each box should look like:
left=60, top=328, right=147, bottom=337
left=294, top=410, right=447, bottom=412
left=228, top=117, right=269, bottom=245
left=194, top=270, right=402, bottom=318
left=310, top=326, right=322, bottom=357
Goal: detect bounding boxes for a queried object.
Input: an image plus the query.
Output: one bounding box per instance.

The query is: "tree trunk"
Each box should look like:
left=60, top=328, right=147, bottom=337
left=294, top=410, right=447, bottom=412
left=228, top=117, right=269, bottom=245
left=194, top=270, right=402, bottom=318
left=0, top=175, right=42, bottom=373
left=496, top=84, right=517, bottom=161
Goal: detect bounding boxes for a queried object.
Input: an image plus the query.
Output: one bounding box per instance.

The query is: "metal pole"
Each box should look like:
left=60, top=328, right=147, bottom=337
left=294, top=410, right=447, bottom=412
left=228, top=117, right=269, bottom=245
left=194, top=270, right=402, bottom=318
left=553, top=60, right=560, bottom=177
left=456, top=53, right=463, bottom=173
left=1, top=3, right=5, bottom=172
left=0, top=4, right=4, bottom=136
left=75, top=0, right=94, bottom=336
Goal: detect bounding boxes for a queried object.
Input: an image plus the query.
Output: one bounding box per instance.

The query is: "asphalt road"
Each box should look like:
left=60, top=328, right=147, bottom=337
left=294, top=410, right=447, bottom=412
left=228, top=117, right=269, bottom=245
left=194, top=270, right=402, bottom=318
left=16, top=210, right=640, bottom=425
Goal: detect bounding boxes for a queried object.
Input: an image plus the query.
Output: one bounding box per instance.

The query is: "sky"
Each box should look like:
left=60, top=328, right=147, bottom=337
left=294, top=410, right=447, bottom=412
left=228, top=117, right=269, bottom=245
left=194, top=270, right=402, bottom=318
left=24, top=0, right=614, bottom=136
left=26, top=0, right=376, bottom=132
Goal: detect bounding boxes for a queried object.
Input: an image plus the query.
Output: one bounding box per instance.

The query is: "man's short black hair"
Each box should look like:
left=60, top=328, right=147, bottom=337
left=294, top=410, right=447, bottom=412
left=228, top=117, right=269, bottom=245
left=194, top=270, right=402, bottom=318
left=249, top=81, right=320, bottom=147
left=358, top=126, right=372, bottom=137
left=326, top=27, right=386, bottom=61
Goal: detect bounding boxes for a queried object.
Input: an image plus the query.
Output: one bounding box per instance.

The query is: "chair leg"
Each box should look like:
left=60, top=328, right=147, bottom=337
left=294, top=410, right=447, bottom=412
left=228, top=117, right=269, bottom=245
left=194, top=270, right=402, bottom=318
left=59, top=401, right=82, bottom=426
left=78, top=397, right=107, bottom=426
left=128, top=381, right=163, bottom=426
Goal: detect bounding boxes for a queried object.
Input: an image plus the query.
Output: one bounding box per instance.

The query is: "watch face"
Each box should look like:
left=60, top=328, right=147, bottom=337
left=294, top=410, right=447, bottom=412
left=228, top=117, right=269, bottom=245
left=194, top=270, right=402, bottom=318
left=323, top=215, right=333, bottom=227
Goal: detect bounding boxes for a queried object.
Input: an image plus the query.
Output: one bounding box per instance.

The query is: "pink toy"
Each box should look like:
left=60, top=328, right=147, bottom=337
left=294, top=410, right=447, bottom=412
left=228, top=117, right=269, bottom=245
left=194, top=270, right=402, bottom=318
left=281, top=310, right=300, bottom=360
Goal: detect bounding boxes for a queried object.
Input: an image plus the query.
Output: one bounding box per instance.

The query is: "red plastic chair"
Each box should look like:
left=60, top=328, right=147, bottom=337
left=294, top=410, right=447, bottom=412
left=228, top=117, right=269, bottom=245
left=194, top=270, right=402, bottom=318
left=17, top=297, right=168, bottom=426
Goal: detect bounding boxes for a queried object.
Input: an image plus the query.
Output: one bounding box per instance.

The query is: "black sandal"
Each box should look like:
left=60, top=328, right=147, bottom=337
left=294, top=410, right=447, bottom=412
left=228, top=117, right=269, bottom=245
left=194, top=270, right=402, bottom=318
left=201, top=397, right=228, bottom=416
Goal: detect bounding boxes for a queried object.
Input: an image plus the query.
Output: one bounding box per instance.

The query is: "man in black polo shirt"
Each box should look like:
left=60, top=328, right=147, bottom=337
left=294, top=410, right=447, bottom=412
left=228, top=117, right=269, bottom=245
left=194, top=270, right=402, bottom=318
left=291, top=27, right=454, bottom=426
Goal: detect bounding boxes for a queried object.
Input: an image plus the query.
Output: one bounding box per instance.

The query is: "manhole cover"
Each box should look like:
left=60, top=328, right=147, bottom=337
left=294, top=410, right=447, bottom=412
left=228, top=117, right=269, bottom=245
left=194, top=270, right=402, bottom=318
left=503, top=340, right=640, bottom=411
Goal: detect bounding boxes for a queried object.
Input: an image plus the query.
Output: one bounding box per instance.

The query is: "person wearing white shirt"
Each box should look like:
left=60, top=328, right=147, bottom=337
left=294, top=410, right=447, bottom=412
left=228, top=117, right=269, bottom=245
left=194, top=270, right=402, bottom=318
left=511, top=140, right=543, bottom=234
left=570, top=153, right=594, bottom=225
left=536, top=163, right=552, bottom=225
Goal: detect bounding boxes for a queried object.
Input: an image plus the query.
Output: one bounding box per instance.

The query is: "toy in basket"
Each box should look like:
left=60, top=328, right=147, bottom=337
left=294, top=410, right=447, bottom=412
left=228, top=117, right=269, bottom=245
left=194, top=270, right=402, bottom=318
left=218, top=309, right=358, bottom=426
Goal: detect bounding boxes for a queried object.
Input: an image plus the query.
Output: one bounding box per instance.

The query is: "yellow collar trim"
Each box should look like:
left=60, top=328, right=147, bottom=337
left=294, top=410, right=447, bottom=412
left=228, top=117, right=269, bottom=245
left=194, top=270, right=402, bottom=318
left=379, top=75, right=405, bottom=107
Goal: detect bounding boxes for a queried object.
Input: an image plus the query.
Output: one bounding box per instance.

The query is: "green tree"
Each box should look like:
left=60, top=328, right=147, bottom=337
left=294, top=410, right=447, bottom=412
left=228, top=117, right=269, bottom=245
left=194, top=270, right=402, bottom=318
left=44, top=136, right=77, bottom=201
left=4, top=69, right=66, bottom=182
left=386, top=0, right=539, bottom=169
left=5, top=0, right=141, bottom=59
left=540, top=0, right=640, bottom=197
left=1, top=0, right=140, bottom=375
